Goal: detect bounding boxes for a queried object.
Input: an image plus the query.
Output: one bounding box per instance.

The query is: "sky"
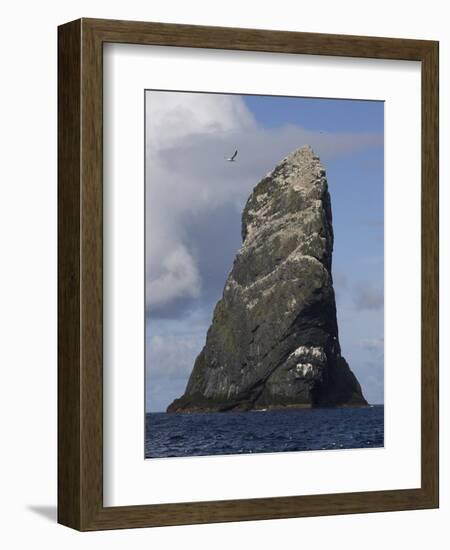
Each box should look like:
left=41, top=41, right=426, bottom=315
left=145, top=90, right=384, bottom=412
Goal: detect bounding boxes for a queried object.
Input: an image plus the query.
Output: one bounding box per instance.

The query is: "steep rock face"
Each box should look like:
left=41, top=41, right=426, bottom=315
left=167, top=145, right=367, bottom=412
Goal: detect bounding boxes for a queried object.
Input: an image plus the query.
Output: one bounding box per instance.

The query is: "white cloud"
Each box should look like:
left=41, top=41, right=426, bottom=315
left=145, top=325, right=208, bottom=411
left=146, top=91, right=256, bottom=149
left=147, top=244, right=201, bottom=308
left=145, top=91, right=256, bottom=313
left=147, top=333, right=201, bottom=378
left=362, top=337, right=384, bottom=355
left=354, top=282, right=384, bottom=311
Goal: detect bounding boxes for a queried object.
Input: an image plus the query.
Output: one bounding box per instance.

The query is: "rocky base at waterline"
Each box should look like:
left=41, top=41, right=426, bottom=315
left=167, top=146, right=367, bottom=413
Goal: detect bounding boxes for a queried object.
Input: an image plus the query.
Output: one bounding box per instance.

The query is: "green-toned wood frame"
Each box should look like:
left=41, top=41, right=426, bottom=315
left=58, top=18, right=439, bottom=531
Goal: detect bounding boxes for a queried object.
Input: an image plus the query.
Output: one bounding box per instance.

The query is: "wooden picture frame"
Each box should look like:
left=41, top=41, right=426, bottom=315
left=58, top=17, right=439, bottom=531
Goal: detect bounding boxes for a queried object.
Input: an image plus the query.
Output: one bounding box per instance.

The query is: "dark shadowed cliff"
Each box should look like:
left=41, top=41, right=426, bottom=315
left=167, top=145, right=367, bottom=412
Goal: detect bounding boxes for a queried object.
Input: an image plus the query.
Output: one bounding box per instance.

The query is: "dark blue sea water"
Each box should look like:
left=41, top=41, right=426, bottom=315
left=145, top=406, right=384, bottom=458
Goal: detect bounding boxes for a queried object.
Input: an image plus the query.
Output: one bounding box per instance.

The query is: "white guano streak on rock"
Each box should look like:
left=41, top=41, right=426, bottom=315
left=294, top=363, right=315, bottom=376
left=289, top=345, right=326, bottom=363
left=235, top=252, right=326, bottom=294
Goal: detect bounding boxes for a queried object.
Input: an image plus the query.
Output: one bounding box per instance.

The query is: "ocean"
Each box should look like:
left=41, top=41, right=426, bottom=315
left=145, top=405, right=384, bottom=458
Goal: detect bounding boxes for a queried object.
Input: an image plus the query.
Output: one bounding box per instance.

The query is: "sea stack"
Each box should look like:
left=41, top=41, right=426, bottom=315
left=167, top=145, right=367, bottom=412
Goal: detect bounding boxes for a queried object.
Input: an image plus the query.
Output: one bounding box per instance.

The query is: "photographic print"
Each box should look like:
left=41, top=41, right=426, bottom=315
left=145, top=90, right=384, bottom=459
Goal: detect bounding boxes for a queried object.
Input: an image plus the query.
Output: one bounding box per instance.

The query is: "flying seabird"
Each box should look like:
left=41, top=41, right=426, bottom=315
left=225, top=150, right=238, bottom=162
